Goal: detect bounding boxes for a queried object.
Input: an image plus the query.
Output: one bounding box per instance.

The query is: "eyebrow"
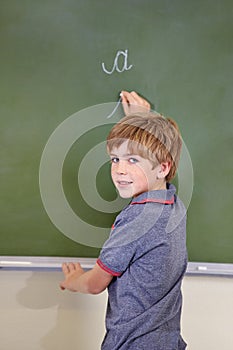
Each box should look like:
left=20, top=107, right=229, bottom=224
left=109, top=153, right=139, bottom=157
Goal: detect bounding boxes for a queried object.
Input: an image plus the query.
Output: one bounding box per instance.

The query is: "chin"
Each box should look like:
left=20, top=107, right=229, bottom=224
left=119, top=193, right=132, bottom=199
left=117, top=189, right=133, bottom=199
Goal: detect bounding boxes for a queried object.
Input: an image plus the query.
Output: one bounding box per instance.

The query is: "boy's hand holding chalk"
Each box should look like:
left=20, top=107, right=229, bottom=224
left=120, top=90, right=151, bottom=115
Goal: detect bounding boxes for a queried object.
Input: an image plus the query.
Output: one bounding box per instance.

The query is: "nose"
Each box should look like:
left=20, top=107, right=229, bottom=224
left=116, top=160, right=128, bottom=175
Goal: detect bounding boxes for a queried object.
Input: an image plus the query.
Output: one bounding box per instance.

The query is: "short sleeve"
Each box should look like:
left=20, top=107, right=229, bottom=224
left=97, top=206, right=138, bottom=275
left=97, top=199, right=170, bottom=276
left=97, top=237, right=137, bottom=276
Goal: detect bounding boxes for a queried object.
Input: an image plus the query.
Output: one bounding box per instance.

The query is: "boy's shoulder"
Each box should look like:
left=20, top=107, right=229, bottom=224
left=115, top=183, right=182, bottom=226
left=131, top=183, right=176, bottom=206
left=106, top=184, right=186, bottom=248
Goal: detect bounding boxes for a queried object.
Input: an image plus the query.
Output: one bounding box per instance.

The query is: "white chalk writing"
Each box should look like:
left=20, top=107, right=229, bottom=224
left=102, top=49, right=133, bottom=75
left=106, top=97, right=122, bottom=119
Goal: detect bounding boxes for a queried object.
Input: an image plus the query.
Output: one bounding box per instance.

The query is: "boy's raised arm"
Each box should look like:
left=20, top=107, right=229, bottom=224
left=59, top=90, right=151, bottom=295
left=60, top=262, right=113, bottom=294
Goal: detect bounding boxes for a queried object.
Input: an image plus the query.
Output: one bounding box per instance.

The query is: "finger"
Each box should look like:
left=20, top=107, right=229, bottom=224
left=67, top=262, right=76, bottom=272
left=130, top=91, right=142, bottom=101
left=62, top=262, right=69, bottom=274
left=120, top=90, right=151, bottom=115
left=130, top=91, right=150, bottom=109
left=121, top=90, right=136, bottom=104
left=62, top=262, right=75, bottom=274
left=120, top=93, right=127, bottom=104
left=74, top=262, right=81, bottom=270
left=121, top=100, right=130, bottom=115
left=74, top=263, right=85, bottom=274
left=120, top=91, right=132, bottom=115
left=121, top=90, right=149, bottom=108
left=59, top=281, right=66, bottom=290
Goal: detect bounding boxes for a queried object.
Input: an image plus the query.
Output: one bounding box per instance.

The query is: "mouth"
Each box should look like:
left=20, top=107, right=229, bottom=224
left=117, top=180, right=133, bottom=186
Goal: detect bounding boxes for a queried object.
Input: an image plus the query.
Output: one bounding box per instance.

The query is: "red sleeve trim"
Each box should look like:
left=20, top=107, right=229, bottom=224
left=97, top=258, right=121, bottom=277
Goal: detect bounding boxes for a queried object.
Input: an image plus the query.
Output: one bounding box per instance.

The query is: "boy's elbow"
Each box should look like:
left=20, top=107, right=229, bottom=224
left=85, top=275, right=109, bottom=295
left=83, top=264, right=113, bottom=294
left=87, top=283, right=106, bottom=295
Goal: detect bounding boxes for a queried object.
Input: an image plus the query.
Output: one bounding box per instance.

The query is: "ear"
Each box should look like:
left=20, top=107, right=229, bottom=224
left=157, top=162, right=171, bottom=179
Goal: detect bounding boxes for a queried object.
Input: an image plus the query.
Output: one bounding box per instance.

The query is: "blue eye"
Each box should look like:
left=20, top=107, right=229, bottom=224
left=129, top=158, right=138, bottom=164
left=111, top=157, right=119, bottom=163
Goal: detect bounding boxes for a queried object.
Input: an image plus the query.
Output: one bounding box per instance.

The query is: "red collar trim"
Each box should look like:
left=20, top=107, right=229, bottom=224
left=131, top=196, right=175, bottom=205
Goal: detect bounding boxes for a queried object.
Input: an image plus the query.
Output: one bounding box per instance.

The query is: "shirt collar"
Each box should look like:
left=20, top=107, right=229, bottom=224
left=130, top=183, right=176, bottom=205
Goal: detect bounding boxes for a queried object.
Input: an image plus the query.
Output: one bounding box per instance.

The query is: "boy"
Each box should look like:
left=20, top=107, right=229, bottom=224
left=60, top=91, right=187, bottom=349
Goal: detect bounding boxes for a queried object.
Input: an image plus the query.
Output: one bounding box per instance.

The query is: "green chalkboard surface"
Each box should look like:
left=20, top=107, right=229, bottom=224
left=1, top=0, right=233, bottom=266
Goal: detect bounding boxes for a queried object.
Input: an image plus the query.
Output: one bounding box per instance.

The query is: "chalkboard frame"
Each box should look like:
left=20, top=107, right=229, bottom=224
left=0, top=257, right=233, bottom=276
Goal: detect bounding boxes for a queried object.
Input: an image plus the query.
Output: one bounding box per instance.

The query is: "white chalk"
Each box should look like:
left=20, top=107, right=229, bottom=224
left=197, top=266, right=207, bottom=271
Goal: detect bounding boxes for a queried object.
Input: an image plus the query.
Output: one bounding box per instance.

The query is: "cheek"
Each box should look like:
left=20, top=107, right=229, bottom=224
left=136, top=166, right=156, bottom=186
left=110, top=165, right=116, bottom=179
left=134, top=167, right=148, bottom=183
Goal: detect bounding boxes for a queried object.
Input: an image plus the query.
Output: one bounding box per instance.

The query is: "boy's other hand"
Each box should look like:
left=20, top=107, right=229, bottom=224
left=121, top=90, right=151, bottom=115
left=60, top=262, right=84, bottom=292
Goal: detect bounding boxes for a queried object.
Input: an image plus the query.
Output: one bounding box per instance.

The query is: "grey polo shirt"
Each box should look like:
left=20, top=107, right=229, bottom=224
left=98, top=184, right=187, bottom=350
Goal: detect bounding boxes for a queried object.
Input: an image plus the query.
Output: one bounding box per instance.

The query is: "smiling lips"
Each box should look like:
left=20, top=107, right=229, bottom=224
left=117, top=180, right=133, bottom=186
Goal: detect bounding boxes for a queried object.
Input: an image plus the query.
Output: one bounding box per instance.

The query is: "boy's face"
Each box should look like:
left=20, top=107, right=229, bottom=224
left=109, top=141, right=166, bottom=198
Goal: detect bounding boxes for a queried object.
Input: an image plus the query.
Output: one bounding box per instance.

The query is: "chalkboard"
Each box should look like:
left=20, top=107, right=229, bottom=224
left=1, top=0, right=233, bottom=270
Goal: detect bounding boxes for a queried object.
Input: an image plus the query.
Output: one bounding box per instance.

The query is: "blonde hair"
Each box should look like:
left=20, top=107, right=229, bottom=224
left=106, top=112, right=182, bottom=182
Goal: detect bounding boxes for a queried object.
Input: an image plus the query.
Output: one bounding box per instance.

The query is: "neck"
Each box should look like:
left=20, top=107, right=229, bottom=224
left=152, top=179, right=167, bottom=191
